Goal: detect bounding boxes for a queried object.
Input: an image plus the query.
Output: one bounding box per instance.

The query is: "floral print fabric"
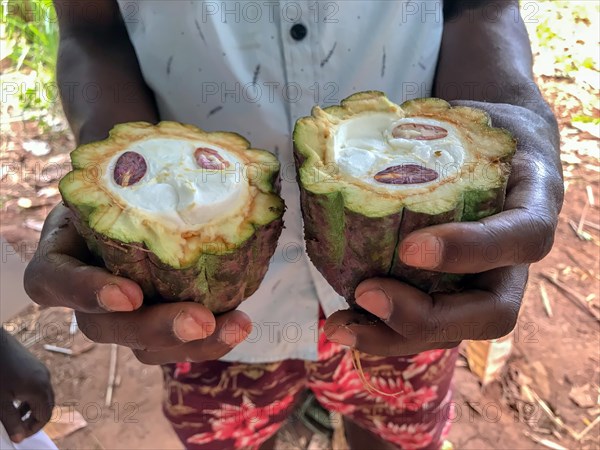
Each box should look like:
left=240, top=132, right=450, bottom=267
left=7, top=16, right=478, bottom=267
left=163, top=324, right=458, bottom=450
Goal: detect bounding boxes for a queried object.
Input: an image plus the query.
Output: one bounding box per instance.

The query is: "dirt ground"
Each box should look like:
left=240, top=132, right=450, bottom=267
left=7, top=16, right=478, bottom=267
left=1, top=2, right=599, bottom=450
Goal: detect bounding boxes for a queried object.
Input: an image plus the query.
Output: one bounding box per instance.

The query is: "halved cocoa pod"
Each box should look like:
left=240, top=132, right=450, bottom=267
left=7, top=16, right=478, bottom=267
left=60, top=122, right=284, bottom=312
left=294, top=92, right=515, bottom=303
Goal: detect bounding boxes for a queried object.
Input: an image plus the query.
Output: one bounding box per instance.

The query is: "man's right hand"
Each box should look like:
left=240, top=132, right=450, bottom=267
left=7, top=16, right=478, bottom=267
left=24, top=204, right=252, bottom=364
left=35, top=1, right=251, bottom=364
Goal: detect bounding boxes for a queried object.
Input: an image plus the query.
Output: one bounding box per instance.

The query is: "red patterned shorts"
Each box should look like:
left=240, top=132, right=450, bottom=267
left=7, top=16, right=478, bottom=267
left=162, top=329, right=458, bottom=450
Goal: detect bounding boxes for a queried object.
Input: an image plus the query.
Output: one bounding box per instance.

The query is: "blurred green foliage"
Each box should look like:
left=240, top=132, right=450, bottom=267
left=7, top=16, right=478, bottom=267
left=534, top=0, right=599, bottom=78
left=527, top=0, right=599, bottom=129
left=1, top=0, right=59, bottom=123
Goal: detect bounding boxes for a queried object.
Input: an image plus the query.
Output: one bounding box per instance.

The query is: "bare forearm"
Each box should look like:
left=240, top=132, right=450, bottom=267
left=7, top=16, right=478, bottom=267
left=435, top=1, right=557, bottom=130
left=56, top=2, right=158, bottom=145
left=436, top=0, right=563, bottom=215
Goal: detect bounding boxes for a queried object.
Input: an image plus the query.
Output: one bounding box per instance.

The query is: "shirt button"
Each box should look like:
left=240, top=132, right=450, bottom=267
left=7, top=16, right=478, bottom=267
left=290, top=23, right=307, bottom=41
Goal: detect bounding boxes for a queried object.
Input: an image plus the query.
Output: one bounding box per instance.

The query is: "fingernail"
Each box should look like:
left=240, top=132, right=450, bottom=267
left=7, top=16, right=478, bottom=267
left=400, top=233, right=443, bottom=269
left=97, top=284, right=135, bottom=311
left=174, top=311, right=214, bottom=342
left=356, top=289, right=392, bottom=320
left=326, top=326, right=356, bottom=347
left=218, top=321, right=249, bottom=347
left=11, top=434, right=25, bottom=443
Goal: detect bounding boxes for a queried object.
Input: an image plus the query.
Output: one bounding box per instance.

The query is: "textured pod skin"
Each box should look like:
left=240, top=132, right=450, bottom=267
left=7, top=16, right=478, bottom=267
left=60, top=121, right=284, bottom=313
left=294, top=92, right=516, bottom=304
left=69, top=207, right=283, bottom=313
left=296, top=152, right=402, bottom=301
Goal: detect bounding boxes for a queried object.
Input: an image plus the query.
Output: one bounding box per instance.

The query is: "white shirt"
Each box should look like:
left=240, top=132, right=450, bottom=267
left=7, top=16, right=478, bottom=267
left=117, top=0, right=444, bottom=363
left=0, top=423, right=57, bottom=450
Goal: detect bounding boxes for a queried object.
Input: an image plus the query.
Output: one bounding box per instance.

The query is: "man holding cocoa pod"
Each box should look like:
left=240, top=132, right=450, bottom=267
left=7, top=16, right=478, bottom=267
left=24, top=1, right=562, bottom=449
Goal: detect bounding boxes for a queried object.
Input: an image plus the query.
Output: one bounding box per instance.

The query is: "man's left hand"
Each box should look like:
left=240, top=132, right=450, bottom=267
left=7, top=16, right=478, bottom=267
left=324, top=102, right=563, bottom=356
